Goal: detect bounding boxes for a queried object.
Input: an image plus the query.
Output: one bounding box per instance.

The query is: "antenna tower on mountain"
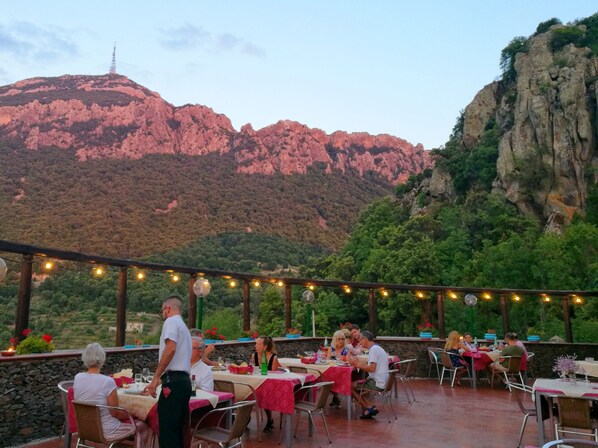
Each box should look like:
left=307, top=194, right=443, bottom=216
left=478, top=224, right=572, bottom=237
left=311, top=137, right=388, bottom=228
left=109, top=43, right=116, bottom=74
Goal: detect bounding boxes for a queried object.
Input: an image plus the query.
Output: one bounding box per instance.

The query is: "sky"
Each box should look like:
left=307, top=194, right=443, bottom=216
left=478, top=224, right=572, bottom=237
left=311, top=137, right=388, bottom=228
left=2, top=2, right=597, bottom=150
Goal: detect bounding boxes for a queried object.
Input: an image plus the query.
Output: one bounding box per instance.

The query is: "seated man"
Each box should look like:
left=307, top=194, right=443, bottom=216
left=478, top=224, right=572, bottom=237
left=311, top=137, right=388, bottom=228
left=348, top=330, right=389, bottom=419
left=190, top=337, right=214, bottom=391
left=189, top=328, right=218, bottom=367
left=488, top=332, right=524, bottom=378
left=462, top=332, right=477, bottom=352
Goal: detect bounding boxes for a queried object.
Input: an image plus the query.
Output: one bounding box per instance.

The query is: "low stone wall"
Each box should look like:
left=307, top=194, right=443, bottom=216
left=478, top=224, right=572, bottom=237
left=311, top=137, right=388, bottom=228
left=1, top=337, right=595, bottom=446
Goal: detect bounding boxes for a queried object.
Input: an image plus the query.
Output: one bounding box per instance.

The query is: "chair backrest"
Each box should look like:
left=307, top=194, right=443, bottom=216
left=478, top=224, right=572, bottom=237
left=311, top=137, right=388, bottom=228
left=428, top=348, right=441, bottom=364
left=312, top=381, right=335, bottom=410
left=72, top=400, right=107, bottom=444
left=383, top=370, right=399, bottom=393
left=213, top=379, right=236, bottom=395
left=289, top=366, right=308, bottom=374
left=542, top=439, right=598, bottom=447
left=506, top=356, right=523, bottom=373
left=557, top=397, right=593, bottom=430
left=57, top=380, right=74, bottom=424
left=526, top=352, right=535, bottom=362
left=507, top=381, right=535, bottom=414
left=395, top=358, right=417, bottom=378
left=439, top=351, right=455, bottom=369
left=226, top=400, right=256, bottom=441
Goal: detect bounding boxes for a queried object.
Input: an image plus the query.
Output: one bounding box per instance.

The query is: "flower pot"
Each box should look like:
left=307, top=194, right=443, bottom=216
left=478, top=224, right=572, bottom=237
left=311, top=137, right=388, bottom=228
left=0, top=350, right=16, bottom=357
left=419, top=332, right=433, bottom=340
left=286, top=334, right=301, bottom=339
left=484, top=333, right=497, bottom=340
left=237, top=337, right=254, bottom=342
left=204, top=339, right=220, bottom=344
left=527, top=335, right=541, bottom=342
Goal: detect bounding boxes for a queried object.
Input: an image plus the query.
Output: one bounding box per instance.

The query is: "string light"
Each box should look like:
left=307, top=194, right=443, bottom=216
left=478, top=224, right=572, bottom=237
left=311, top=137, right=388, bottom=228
left=253, top=280, right=260, bottom=287
left=170, top=274, right=180, bottom=283
left=512, top=295, right=521, bottom=302
left=344, top=286, right=351, bottom=294
left=415, top=291, right=426, bottom=299
left=43, top=260, right=55, bottom=271
left=277, top=280, right=284, bottom=287
left=308, top=285, right=315, bottom=291
left=572, top=295, right=583, bottom=304
left=92, top=266, right=105, bottom=277
left=229, top=280, right=237, bottom=288
left=482, top=292, right=492, bottom=300
left=541, top=294, right=551, bottom=303
left=448, top=291, right=459, bottom=300
left=381, top=289, right=389, bottom=297
left=135, top=271, right=145, bottom=281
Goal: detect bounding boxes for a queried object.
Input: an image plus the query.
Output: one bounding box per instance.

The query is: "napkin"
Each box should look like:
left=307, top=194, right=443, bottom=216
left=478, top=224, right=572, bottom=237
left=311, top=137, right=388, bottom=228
left=194, top=390, right=220, bottom=408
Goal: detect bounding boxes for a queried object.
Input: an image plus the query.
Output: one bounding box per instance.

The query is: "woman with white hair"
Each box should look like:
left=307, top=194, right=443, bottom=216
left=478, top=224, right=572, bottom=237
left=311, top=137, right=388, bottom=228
left=73, top=343, right=152, bottom=447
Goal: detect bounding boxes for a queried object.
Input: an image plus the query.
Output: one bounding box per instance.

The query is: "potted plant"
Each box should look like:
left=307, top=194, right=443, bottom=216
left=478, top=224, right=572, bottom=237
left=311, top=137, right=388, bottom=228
left=238, top=330, right=259, bottom=342
left=417, top=322, right=435, bottom=339
left=285, top=328, right=302, bottom=338
left=553, top=354, right=579, bottom=381
left=15, top=329, right=55, bottom=354
left=203, top=327, right=226, bottom=344
left=526, top=327, right=541, bottom=342
left=484, top=329, right=497, bottom=340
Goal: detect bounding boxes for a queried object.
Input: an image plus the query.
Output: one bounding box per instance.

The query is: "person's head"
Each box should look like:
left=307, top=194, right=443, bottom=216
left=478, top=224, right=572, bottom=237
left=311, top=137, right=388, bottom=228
left=190, top=328, right=204, bottom=338
left=256, top=336, right=276, bottom=354
left=349, top=324, right=361, bottom=340
left=505, top=332, right=517, bottom=344
left=463, top=332, right=472, bottom=342
left=359, top=330, right=375, bottom=349
left=161, top=295, right=183, bottom=320
left=191, top=336, right=206, bottom=362
left=81, top=342, right=106, bottom=369
left=332, top=330, right=347, bottom=349
left=445, top=330, right=461, bottom=349
left=341, top=328, right=352, bottom=341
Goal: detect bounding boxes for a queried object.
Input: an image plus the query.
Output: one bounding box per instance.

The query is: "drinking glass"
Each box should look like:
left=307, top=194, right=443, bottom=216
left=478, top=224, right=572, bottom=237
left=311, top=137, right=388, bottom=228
left=217, top=357, right=224, bottom=368
left=142, top=367, right=150, bottom=382
left=135, top=373, right=143, bottom=384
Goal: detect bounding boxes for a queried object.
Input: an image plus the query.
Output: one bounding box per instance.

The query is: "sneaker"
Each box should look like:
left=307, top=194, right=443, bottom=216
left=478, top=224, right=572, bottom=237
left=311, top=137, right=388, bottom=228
left=359, top=412, right=373, bottom=420
left=263, top=419, right=274, bottom=432
left=368, top=407, right=379, bottom=416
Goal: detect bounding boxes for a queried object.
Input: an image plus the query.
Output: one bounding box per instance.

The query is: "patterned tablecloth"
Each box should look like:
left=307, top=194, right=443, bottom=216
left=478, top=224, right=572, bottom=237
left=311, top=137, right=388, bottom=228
left=279, top=357, right=354, bottom=395
left=576, top=360, right=598, bottom=378
left=462, top=350, right=500, bottom=371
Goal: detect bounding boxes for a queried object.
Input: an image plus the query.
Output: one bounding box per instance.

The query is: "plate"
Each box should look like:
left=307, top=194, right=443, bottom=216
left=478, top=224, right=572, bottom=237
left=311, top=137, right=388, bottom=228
left=123, top=384, right=146, bottom=394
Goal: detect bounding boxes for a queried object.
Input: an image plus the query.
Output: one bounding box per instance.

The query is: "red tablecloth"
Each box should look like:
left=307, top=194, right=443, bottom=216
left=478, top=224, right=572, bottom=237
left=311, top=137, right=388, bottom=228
left=253, top=371, right=316, bottom=414
left=462, top=351, right=495, bottom=371
left=321, top=365, right=354, bottom=395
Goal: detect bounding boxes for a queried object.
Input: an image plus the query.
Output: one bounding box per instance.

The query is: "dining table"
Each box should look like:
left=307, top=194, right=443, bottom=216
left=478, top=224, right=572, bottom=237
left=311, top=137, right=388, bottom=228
left=461, top=349, right=501, bottom=388
left=576, top=359, right=598, bottom=378
left=212, top=368, right=316, bottom=447
left=532, top=377, right=598, bottom=445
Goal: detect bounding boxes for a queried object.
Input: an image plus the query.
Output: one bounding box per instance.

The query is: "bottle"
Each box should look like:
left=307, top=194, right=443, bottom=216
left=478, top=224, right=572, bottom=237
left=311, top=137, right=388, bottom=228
left=473, top=337, right=478, bottom=347
left=493, top=338, right=498, bottom=350
left=260, top=351, right=268, bottom=375
left=324, top=337, right=329, bottom=348
left=191, top=375, right=196, bottom=393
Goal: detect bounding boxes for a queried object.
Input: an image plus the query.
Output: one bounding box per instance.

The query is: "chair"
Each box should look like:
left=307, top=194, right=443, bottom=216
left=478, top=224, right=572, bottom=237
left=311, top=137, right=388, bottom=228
left=72, top=400, right=137, bottom=448
left=391, top=359, right=416, bottom=403
left=191, top=400, right=256, bottom=448
left=288, top=365, right=323, bottom=380
left=427, top=347, right=443, bottom=381
left=507, top=381, right=537, bottom=448
left=490, top=356, right=523, bottom=391
left=213, top=379, right=263, bottom=441
left=439, top=351, right=471, bottom=388
left=357, top=369, right=399, bottom=422
left=283, top=381, right=335, bottom=447
left=554, top=397, right=598, bottom=441
left=525, top=351, right=535, bottom=380
left=542, top=439, right=598, bottom=447
left=57, top=380, right=75, bottom=448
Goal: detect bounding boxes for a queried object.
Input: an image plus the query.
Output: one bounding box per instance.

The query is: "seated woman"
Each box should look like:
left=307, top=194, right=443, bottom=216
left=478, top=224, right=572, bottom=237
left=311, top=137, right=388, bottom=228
left=443, top=331, right=471, bottom=386
left=251, top=336, right=281, bottom=432
left=73, top=343, right=152, bottom=448
left=325, top=330, right=353, bottom=408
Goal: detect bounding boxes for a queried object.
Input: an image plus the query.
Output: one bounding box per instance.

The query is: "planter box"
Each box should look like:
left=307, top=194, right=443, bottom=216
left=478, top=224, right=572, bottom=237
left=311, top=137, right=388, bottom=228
left=419, top=332, right=433, bottom=340
left=527, top=335, right=541, bottom=342
left=484, top=333, right=497, bottom=340
left=204, top=339, right=224, bottom=344
left=237, top=337, right=255, bottom=342
left=285, top=334, right=301, bottom=339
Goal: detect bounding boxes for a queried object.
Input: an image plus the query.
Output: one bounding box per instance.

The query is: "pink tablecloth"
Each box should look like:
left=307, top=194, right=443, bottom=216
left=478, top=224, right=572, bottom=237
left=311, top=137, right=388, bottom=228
left=253, top=372, right=316, bottom=414
left=321, top=365, right=354, bottom=395
left=462, top=351, right=496, bottom=371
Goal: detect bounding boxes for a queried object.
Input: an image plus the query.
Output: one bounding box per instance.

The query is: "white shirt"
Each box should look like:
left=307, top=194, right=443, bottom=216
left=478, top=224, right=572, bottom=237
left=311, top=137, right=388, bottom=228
left=367, top=344, right=390, bottom=389
left=159, top=314, right=192, bottom=373
left=73, top=372, right=122, bottom=435
left=191, top=360, right=214, bottom=391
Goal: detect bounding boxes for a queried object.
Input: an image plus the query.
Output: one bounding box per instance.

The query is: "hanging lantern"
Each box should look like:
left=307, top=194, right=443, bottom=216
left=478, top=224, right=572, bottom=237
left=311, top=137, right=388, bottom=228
left=193, top=278, right=211, bottom=297
left=464, top=293, right=478, bottom=307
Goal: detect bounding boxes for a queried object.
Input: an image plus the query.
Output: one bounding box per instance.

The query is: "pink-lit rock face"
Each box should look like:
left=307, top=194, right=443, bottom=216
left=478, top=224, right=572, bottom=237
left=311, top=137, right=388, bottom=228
left=0, top=74, right=433, bottom=184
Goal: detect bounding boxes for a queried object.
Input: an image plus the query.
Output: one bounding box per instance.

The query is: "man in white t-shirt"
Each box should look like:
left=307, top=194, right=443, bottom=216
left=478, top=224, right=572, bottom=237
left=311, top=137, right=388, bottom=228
left=190, top=336, right=214, bottom=391
left=348, top=330, right=389, bottom=419
left=143, top=295, right=192, bottom=447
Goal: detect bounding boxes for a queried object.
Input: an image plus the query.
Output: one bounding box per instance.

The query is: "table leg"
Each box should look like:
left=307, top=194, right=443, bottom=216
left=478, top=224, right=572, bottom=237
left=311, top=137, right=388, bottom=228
left=283, top=414, right=292, bottom=448
left=535, top=390, right=545, bottom=446
left=345, top=394, right=352, bottom=420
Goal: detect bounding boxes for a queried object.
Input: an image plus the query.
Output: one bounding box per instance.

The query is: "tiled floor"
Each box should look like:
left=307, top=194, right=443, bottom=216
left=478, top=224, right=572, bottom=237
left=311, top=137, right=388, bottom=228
left=16, top=378, right=546, bottom=448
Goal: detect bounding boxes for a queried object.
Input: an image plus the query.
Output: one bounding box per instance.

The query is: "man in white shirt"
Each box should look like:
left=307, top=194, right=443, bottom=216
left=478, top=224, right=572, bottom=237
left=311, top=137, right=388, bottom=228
left=190, top=336, right=214, bottom=391
left=143, top=295, right=192, bottom=447
left=348, top=330, right=389, bottom=419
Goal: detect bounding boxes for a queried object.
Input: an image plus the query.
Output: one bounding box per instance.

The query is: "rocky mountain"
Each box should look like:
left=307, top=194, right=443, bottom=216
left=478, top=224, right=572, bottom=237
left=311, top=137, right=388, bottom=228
left=0, top=74, right=431, bottom=185
left=425, top=16, right=598, bottom=231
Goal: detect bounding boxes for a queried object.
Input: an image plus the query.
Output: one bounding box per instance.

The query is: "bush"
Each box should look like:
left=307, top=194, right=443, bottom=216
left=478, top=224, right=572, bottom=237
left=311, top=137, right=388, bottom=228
left=16, top=331, right=55, bottom=354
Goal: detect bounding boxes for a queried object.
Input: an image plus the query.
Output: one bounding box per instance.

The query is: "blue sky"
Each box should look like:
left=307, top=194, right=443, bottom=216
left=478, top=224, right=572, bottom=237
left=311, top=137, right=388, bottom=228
left=2, top=1, right=596, bottom=149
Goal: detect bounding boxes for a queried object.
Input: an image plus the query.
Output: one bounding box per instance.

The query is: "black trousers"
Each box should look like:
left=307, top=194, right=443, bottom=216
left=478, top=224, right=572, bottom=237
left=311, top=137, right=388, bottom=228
left=158, top=371, right=192, bottom=448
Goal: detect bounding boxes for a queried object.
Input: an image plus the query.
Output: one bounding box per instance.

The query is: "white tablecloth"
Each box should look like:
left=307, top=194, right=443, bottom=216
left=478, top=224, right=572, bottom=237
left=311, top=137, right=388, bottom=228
left=576, top=360, right=598, bottom=378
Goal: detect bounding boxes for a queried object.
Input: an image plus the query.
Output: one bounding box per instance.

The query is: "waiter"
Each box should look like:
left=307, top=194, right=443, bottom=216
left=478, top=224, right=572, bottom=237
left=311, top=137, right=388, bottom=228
left=144, top=295, right=192, bottom=447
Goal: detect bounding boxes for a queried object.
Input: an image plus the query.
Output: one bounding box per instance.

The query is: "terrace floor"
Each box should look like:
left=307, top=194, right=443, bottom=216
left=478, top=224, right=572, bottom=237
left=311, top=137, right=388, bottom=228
left=16, top=378, right=547, bottom=448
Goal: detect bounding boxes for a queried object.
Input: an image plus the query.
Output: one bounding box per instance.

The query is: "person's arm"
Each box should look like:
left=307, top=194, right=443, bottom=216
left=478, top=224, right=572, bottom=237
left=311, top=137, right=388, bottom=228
left=348, top=355, right=377, bottom=373
left=143, top=338, right=176, bottom=397
left=270, top=354, right=281, bottom=371
left=459, top=342, right=471, bottom=352
left=106, top=388, right=128, bottom=420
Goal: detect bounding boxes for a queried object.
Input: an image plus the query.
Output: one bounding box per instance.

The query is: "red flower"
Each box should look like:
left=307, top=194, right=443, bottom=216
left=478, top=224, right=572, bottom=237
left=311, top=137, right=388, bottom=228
left=22, top=328, right=32, bottom=337
left=42, top=334, right=53, bottom=343
left=212, top=326, right=217, bottom=331
left=219, top=335, right=225, bottom=340
left=10, top=337, right=17, bottom=346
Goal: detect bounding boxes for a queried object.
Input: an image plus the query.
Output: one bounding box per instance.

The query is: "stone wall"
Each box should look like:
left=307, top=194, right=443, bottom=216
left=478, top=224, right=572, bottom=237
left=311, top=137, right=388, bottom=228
left=1, top=337, right=596, bottom=446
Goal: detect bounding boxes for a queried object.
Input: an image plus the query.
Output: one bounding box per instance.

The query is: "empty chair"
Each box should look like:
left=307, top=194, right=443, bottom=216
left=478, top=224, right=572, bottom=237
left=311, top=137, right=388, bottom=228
left=439, top=350, right=471, bottom=388
left=490, top=356, right=524, bottom=391
left=191, top=400, right=256, bottom=448
left=213, top=379, right=262, bottom=441
left=357, top=369, right=399, bottom=422
left=391, top=358, right=417, bottom=403
left=72, top=400, right=137, bottom=448
left=507, top=381, right=537, bottom=448
left=554, top=397, right=598, bottom=441
left=283, top=381, right=335, bottom=447
left=288, top=365, right=323, bottom=380
left=542, top=439, right=598, bottom=447
left=525, top=351, right=535, bottom=380
left=57, top=380, right=75, bottom=448
left=427, top=347, right=443, bottom=381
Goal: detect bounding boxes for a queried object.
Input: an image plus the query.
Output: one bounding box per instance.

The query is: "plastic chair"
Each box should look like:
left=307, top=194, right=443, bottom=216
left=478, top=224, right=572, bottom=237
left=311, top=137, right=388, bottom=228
left=282, top=381, right=335, bottom=447
left=72, top=400, right=137, bottom=448
left=439, top=351, right=471, bottom=388
left=57, top=380, right=75, bottom=448
left=190, top=400, right=256, bottom=448
left=490, top=356, right=523, bottom=391
left=357, top=369, right=399, bottom=422
left=542, top=439, right=598, bottom=447
left=554, top=397, right=598, bottom=441
left=213, top=379, right=263, bottom=441
left=391, top=359, right=416, bottom=403
left=427, top=347, right=443, bottom=381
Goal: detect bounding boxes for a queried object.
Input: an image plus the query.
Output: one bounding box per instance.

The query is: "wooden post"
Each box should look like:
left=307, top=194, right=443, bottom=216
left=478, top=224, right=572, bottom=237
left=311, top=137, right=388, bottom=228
left=499, top=294, right=509, bottom=335
left=188, top=275, right=197, bottom=329
left=116, top=267, right=127, bottom=347
left=437, top=291, right=445, bottom=339
left=368, top=289, right=377, bottom=336
left=562, top=296, right=573, bottom=342
left=284, top=284, right=292, bottom=332
left=15, top=254, right=33, bottom=341
left=242, top=280, right=250, bottom=332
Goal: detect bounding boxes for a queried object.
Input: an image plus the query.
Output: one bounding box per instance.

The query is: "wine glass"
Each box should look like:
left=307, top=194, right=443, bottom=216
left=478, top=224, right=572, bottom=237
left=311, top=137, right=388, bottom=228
left=217, top=357, right=224, bottom=368
left=142, top=367, right=150, bottom=382
left=134, top=373, right=143, bottom=385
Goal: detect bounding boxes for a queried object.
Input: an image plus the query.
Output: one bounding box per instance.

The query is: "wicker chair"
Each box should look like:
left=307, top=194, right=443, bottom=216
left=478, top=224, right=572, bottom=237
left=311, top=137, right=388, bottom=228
left=191, top=400, right=256, bottom=448
left=554, top=397, right=598, bottom=442
left=72, top=400, right=137, bottom=448
left=57, top=380, right=75, bottom=448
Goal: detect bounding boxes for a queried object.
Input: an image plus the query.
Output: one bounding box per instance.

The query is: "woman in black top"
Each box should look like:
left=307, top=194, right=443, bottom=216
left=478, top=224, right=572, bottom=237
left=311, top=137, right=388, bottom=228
left=251, top=336, right=281, bottom=432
